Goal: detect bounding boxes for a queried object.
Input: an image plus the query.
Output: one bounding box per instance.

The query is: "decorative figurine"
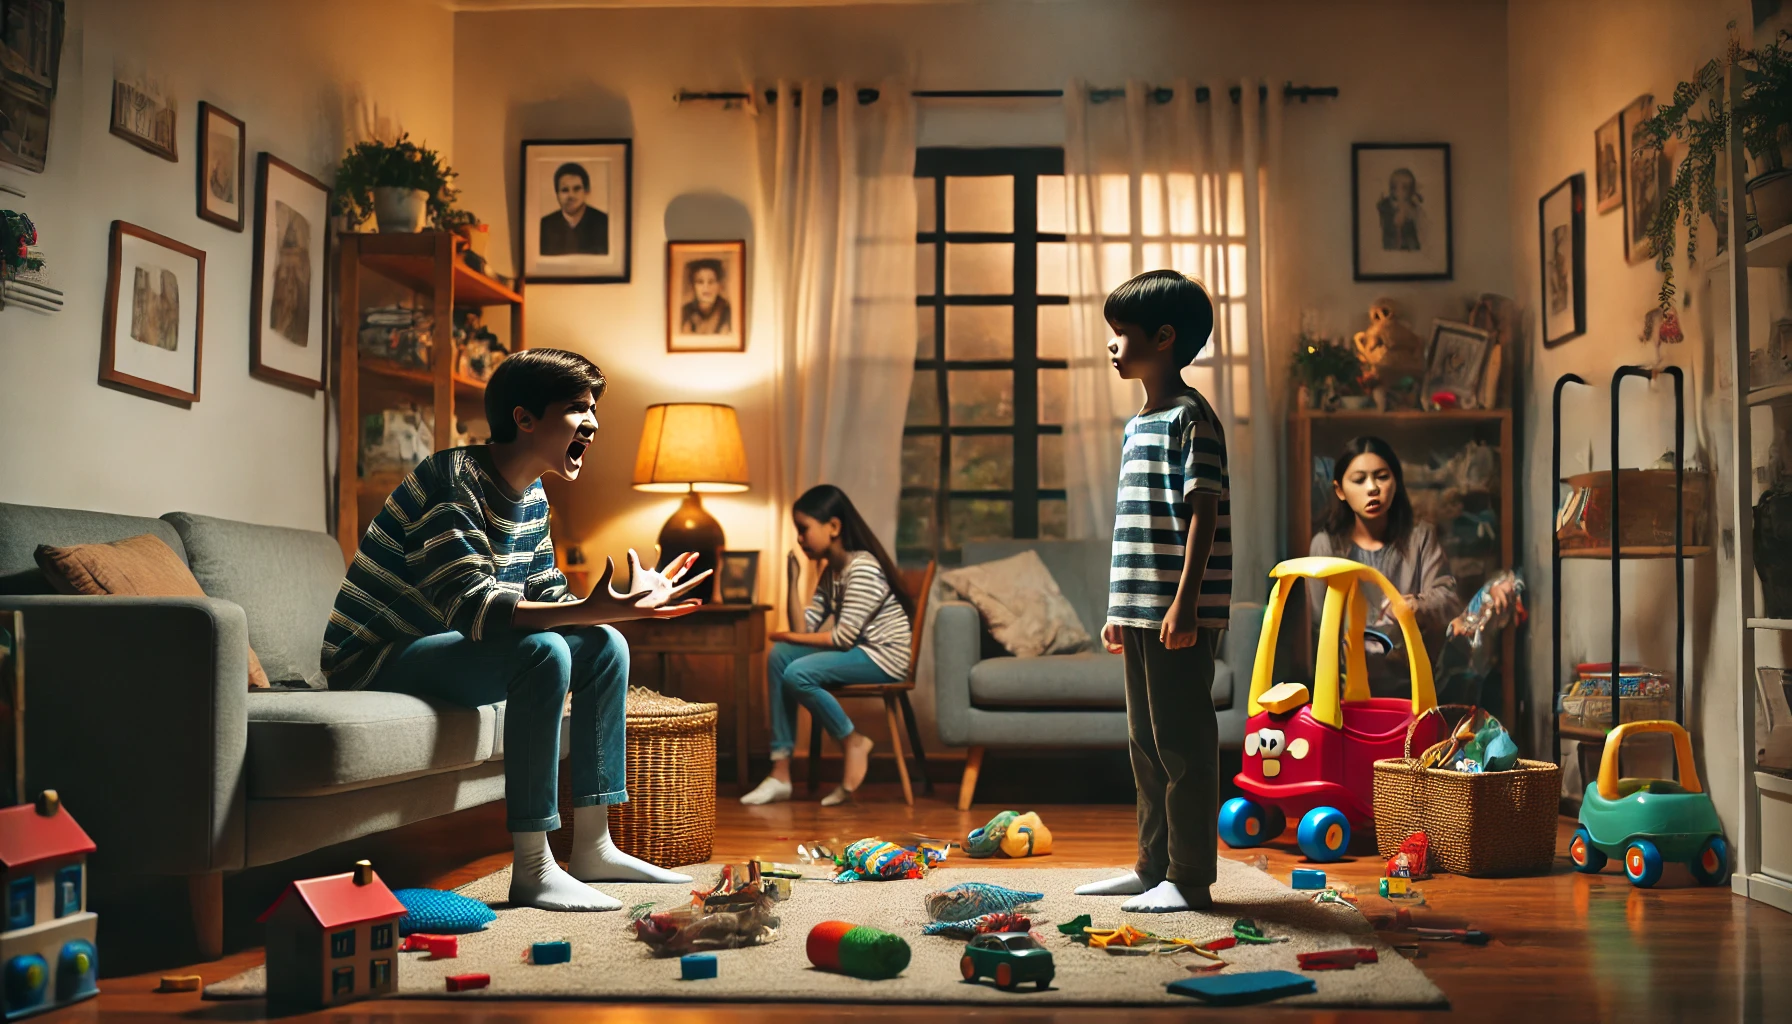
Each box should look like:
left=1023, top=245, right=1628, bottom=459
left=259, top=860, right=406, bottom=1010
left=1, top=791, right=98, bottom=1020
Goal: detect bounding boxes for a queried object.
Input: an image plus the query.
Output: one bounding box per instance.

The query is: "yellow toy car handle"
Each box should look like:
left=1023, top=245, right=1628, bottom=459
left=1596, top=720, right=1701, bottom=801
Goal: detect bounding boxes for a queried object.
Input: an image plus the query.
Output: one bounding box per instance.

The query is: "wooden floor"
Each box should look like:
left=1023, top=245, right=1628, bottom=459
left=63, top=785, right=1792, bottom=1023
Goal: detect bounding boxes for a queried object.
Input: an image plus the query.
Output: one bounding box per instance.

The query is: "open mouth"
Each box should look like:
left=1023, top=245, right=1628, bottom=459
left=566, top=437, right=591, bottom=467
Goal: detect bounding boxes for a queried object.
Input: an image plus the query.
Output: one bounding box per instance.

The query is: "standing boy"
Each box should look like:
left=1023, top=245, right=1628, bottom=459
left=322, top=348, right=708, bottom=912
left=1075, top=270, right=1229, bottom=913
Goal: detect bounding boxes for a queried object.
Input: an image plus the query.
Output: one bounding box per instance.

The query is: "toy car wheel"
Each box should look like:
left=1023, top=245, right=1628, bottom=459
left=1690, top=835, right=1730, bottom=887
left=1296, top=806, right=1351, bottom=862
left=1623, top=839, right=1664, bottom=888
left=995, top=963, right=1014, bottom=990
left=960, top=955, right=976, bottom=981
left=1036, top=974, right=1053, bottom=990
left=1219, top=797, right=1274, bottom=848
left=1262, top=803, right=1287, bottom=840
left=1569, top=827, right=1607, bottom=873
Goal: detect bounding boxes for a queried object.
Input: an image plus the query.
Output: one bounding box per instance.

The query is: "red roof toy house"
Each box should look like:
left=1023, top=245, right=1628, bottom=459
left=0, top=791, right=98, bottom=1021
left=259, top=859, right=406, bottom=1009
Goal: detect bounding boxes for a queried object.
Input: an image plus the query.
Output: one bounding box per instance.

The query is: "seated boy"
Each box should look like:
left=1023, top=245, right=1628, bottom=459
left=322, top=348, right=709, bottom=911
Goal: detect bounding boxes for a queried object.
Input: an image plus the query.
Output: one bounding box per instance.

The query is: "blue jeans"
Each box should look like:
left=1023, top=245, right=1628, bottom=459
left=368, top=626, right=629, bottom=832
left=767, top=642, right=896, bottom=757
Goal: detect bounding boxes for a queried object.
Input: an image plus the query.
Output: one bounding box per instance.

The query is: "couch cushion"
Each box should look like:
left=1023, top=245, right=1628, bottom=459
left=0, top=502, right=186, bottom=594
left=939, top=550, right=1091, bottom=657
left=969, top=651, right=1233, bottom=709
left=963, top=540, right=1110, bottom=637
left=245, top=690, right=495, bottom=798
left=164, top=512, right=345, bottom=688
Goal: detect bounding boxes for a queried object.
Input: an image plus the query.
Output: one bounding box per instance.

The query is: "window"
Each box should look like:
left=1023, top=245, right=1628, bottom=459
left=331, top=965, right=354, bottom=995
left=369, top=958, right=392, bottom=989
left=330, top=928, right=355, bottom=959
left=54, top=865, right=80, bottom=918
left=7, top=876, right=33, bottom=930
left=902, top=147, right=1068, bottom=564
left=370, top=922, right=393, bottom=951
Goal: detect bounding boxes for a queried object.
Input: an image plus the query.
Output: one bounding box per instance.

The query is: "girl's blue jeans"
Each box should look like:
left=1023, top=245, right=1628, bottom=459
left=767, top=641, right=896, bottom=757
left=367, top=626, right=629, bottom=833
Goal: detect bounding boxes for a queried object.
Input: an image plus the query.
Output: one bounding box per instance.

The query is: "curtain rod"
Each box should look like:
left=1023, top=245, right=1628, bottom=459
left=671, top=83, right=1339, bottom=107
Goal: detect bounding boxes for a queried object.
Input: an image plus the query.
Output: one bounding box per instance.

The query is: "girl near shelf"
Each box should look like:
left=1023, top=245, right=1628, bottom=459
left=741, top=484, right=915, bottom=806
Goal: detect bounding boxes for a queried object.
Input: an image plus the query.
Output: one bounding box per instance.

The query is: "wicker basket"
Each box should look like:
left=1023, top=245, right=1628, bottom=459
left=548, top=687, right=717, bottom=868
left=1372, top=705, right=1561, bottom=876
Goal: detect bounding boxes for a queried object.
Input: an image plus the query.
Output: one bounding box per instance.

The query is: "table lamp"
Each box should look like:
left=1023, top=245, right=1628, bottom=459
left=632, top=402, right=749, bottom=602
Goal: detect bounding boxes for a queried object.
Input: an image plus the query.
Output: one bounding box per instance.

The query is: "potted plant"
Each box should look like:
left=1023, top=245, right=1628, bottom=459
left=1634, top=28, right=1792, bottom=309
left=332, top=133, right=461, bottom=233
left=0, top=211, right=46, bottom=309
left=1292, top=334, right=1362, bottom=411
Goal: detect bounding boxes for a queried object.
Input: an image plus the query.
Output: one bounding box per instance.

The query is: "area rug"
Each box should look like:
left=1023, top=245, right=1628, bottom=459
left=205, top=860, right=1446, bottom=1008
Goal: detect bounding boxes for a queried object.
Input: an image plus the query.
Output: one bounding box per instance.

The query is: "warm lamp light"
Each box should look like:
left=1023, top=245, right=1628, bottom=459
left=632, top=403, right=750, bottom=601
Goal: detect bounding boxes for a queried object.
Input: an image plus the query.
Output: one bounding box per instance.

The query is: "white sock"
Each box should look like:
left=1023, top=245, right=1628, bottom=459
left=507, top=831, right=620, bottom=911
left=568, top=803, right=694, bottom=883
left=819, top=784, right=853, bottom=807
left=1121, top=878, right=1211, bottom=913
left=740, top=776, right=793, bottom=805
left=1075, top=870, right=1150, bottom=896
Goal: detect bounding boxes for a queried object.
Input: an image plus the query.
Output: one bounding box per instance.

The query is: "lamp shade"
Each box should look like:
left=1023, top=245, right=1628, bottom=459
left=632, top=403, right=750, bottom=493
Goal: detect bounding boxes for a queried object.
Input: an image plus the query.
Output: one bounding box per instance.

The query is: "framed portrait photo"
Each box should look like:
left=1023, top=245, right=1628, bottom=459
left=667, top=240, right=746, bottom=352
left=1421, top=320, right=1494, bottom=410
left=101, top=221, right=204, bottom=405
left=0, top=0, right=63, bottom=174
left=1620, top=94, right=1671, bottom=266
left=1352, top=142, right=1452, bottom=281
left=110, top=78, right=177, bottom=161
left=196, top=102, right=245, bottom=230
left=1540, top=173, right=1586, bottom=348
left=719, top=550, right=760, bottom=605
left=520, top=138, right=631, bottom=284
left=250, top=152, right=329, bottom=392
left=1594, top=113, right=1623, bottom=214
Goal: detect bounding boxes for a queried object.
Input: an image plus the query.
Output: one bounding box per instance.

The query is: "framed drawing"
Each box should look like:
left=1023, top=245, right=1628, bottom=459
left=0, top=0, right=64, bottom=174
left=110, top=78, right=177, bottom=161
left=100, top=220, right=204, bottom=404
left=1594, top=112, right=1623, bottom=214
left=196, top=102, right=245, bottom=231
left=1620, top=94, right=1671, bottom=265
left=667, top=240, right=745, bottom=352
left=1540, top=173, right=1586, bottom=348
left=719, top=550, right=760, bottom=604
left=251, top=153, right=329, bottom=392
left=1421, top=320, right=1494, bottom=410
left=520, top=138, right=631, bottom=284
left=1352, top=143, right=1452, bottom=281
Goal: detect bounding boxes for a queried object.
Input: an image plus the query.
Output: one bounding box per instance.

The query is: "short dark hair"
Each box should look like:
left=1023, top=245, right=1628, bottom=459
left=1104, top=269, right=1215, bottom=366
left=552, top=162, right=589, bottom=190
left=686, top=258, right=724, bottom=287
left=484, top=348, right=606, bottom=443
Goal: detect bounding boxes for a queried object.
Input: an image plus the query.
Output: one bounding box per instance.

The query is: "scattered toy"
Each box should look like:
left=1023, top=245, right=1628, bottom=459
left=156, top=975, right=201, bottom=993
left=1186, top=958, right=1229, bottom=972
left=391, top=886, right=496, bottom=935
left=1231, top=919, right=1289, bottom=944
left=400, top=933, right=458, bottom=958
left=1056, top=914, right=1092, bottom=935
left=922, top=911, right=1032, bottom=938
left=1308, top=887, right=1358, bottom=906
left=1570, top=720, right=1729, bottom=889
left=444, top=973, right=489, bottom=992
left=807, top=921, right=911, bottom=980
left=260, top=860, right=406, bottom=1009
left=680, top=953, right=717, bottom=980
left=964, top=810, right=1054, bottom=858
left=1297, top=947, right=1379, bottom=971
left=1414, top=927, right=1491, bottom=945
left=1379, top=876, right=1409, bottom=898
left=1167, top=969, right=1317, bottom=1005
left=924, top=882, right=1043, bottom=923
left=634, top=886, right=780, bottom=957
left=832, top=837, right=948, bottom=882
left=1083, top=924, right=1151, bottom=950
left=527, top=940, right=571, bottom=965
left=1290, top=868, right=1326, bottom=890
left=960, top=932, right=1054, bottom=990
left=1387, top=833, right=1432, bottom=878
left=1201, top=936, right=1238, bottom=951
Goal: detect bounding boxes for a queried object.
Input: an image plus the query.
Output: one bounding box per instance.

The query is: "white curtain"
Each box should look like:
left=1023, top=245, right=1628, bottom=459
left=1061, top=78, right=1281, bottom=595
left=751, top=80, right=918, bottom=562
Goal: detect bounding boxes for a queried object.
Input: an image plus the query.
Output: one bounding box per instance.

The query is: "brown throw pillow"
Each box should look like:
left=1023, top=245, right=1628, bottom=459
left=939, top=549, right=1092, bottom=658
left=35, top=533, right=272, bottom=689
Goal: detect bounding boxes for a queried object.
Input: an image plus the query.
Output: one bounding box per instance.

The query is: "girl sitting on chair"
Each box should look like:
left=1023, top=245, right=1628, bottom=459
left=741, top=484, right=914, bottom=806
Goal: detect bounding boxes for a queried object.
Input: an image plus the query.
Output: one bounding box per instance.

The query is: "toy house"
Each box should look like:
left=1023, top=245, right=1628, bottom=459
left=0, top=791, right=97, bottom=1020
left=258, top=859, right=406, bottom=1010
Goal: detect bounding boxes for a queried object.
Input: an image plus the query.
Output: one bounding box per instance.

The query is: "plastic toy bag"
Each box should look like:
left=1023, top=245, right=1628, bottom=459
left=632, top=888, right=779, bottom=958
left=831, top=836, right=948, bottom=882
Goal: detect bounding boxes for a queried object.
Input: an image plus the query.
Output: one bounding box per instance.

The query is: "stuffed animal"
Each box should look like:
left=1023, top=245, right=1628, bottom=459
left=1352, top=298, right=1425, bottom=405
left=964, top=810, right=1054, bottom=858
left=924, top=882, right=1043, bottom=923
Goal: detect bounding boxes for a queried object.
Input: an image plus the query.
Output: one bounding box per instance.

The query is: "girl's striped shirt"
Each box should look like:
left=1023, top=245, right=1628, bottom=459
left=803, top=551, right=913, bottom=679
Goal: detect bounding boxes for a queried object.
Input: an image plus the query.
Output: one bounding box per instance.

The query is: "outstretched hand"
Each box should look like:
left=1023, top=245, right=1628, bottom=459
left=570, top=551, right=711, bottom=625
left=624, top=549, right=712, bottom=609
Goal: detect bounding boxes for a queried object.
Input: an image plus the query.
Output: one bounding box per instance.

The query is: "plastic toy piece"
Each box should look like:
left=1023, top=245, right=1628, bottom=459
left=1, top=791, right=101, bottom=1017
left=960, top=932, right=1055, bottom=990
left=1297, top=947, right=1379, bottom=971
left=400, top=933, right=457, bottom=958
left=528, top=940, right=571, bottom=965
left=1413, top=927, right=1490, bottom=945
left=445, top=973, right=490, bottom=992
left=1309, top=887, right=1357, bottom=906
left=1083, top=924, right=1151, bottom=950
left=156, top=975, right=201, bottom=993
left=1167, top=969, right=1317, bottom=1005
left=1231, top=919, right=1289, bottom=945
left=1258, top=682, right=1311, bottom=714
left=1055, top=914, right=1092, bottom=935
left=680, top=954, right=717, bottom=980
left=259, top=860, right=406, bottom=1010
left=1290, top=868, right=1326, bottom=890
left=807, top=921, right=911, bottom=980
left=1572, top=720, right=1728, bottom=888
left=1379, top=876, right=1409, bottom=898
left=1201, top=936, right=1238, bottom=951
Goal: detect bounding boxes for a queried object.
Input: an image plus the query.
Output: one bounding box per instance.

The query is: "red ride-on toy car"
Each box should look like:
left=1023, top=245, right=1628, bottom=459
left=1219, top=557, right=1446, bottom=862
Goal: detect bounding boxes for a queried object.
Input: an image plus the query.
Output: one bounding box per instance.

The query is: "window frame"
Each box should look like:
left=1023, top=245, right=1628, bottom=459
left=331, top=965, right=355, bottom=995
left=370, top=922, right=394, bottom=951
left=330, top=928, right=355, bottom=959
left=54, top=864, right=80, bottom=918
left=7, top=875, right=33, bottom=929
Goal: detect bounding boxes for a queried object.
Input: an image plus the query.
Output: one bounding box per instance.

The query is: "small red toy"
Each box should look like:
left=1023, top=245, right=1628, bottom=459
left=401, top=934, right=458, bottom=958
left=1386, top=832, right=1431, bottom=879
left=1297, top=947, right=1379, bottom=971
left=445, top=973, right=490, bottom=992
left=1200, top=936, right=1238, bottom=951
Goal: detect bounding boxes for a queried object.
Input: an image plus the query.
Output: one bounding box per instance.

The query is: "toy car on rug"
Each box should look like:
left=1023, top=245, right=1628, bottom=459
left=1569, top=720, right=1728, bottom=888
left=959, top=932, right=1053, bottom=990
left=1219, top=556, right=1447, bottom=861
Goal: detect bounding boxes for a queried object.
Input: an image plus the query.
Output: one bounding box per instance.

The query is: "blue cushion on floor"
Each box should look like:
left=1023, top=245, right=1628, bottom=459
left=392, top=888, right=496, bottom=935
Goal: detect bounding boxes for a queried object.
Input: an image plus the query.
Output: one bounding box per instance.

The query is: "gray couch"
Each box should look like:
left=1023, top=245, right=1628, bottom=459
left=0, top=502, right=556, bottom=959
left=932, top=539, right=1262, bottom=809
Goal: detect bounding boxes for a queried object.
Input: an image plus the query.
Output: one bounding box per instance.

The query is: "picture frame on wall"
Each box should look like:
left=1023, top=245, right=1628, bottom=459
left=1539, top=173, right=1586, bottom=348
left=1594, top=113, right=1623, bottom=214
left=1352, top=142, right=1452, bottom=281
left=667, top=239, right=746, bottom=352
left=0, top=0, right=65, bottom=174
left=1421, top=319, right=1494, bottom=410
left=1620, top=94, right=1671, bottom=266
left=196, top=102, right=245, bottom=231
left=100, top=220, right=205, bottom=405
left=109, top=78, right=177, bottom=161
left=520, top=138, right=632, bottom=284
left=719, top=550, right=760, bottom=605
left=250, top=153, right=329, bottom=392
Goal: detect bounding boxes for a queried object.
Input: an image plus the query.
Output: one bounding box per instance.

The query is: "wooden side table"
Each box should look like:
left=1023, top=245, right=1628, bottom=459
left=613, top=605, right=769, bottom=788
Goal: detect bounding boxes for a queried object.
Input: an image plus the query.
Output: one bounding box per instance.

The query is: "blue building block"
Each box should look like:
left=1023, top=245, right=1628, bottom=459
left=1290, top=868, right=1326, bottom=890
left=681, top=954, right=717, bottom=980
left=530, top=940, right=571, bottom=965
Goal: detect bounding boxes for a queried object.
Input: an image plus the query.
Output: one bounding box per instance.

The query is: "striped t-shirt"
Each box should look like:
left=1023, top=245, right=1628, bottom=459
left=803, top=552, right=913, bottom=679
left=322, top=446, right=575, bottom=690
left=1107, top=391, right=1232, bottom=630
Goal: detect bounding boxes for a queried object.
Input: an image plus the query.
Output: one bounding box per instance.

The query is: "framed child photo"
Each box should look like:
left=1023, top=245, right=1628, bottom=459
left=719, top=550, right=760, bottom=604
left=520, top=138, right=632, bottom=284
left=667, top=240, right=746, bottom=352
left=1420, top=320, right=1494, bottom=410
left=251, top=152, right=329, bottom=392
left=196, top=102, right=245, bottom=231
left=1594, top=112, right=1623, bottom=214
left=1539, top=173, right=1586, bottom=348
left=100, top=220, right=205, bottom=405
left=1352, top=142, right=1452, bottom=281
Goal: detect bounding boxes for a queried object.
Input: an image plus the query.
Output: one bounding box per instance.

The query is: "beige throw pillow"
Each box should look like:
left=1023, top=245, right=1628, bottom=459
left=939, top=550, right=1092, bottom=658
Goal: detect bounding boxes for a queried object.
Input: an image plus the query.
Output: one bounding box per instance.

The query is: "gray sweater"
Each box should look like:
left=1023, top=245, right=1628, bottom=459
left=1307, top=522, right=1463, bottom=692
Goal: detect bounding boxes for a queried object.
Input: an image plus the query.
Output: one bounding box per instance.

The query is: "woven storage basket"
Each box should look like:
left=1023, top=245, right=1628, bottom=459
left=548, top=687, right=717, bottom=867
left=1372, top=704, right=1561, bottom=876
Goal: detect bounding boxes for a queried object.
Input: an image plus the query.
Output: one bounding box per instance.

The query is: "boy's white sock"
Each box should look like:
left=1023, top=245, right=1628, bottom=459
left=740, top=776, right=793, bottom=805
left=1074, top=870, right=1150, bottom=896
left=568, top=803, right=694, bottom=883
left=507, top=831, right=620, bottom=911
left=1121, top=878, right=1213, bottom=913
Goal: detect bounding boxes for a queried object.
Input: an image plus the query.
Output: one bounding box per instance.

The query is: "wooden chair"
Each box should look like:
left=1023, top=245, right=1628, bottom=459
left=804, top=562, right=936, bottom=804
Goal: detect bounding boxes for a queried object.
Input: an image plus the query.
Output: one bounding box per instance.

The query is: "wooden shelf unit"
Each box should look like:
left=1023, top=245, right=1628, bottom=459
left=334, top=232, right=524, bottom=563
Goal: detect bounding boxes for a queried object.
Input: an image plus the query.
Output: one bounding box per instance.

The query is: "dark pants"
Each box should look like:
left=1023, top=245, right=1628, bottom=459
left=1121, top=625, right=1220, bottom=889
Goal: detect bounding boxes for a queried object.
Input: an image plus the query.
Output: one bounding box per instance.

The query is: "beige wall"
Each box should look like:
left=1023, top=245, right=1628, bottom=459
left=0, top=0, right=454, bottom=531
left=1505, top=0, right=1749, bottom=812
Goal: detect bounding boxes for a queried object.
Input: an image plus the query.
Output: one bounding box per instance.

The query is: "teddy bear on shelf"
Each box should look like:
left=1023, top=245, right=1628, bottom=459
left=1353, top=298, right=1426, bottom=409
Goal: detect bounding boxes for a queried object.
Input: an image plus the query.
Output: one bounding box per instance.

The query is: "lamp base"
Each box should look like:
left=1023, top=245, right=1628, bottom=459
left=656, top=491, right=723, bottom=603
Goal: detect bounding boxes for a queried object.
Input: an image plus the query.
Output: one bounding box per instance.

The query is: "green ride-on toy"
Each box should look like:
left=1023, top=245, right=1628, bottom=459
left=959, top=932, right=1054, bottom=990
left=1570, top=720, right=1728, bottom=888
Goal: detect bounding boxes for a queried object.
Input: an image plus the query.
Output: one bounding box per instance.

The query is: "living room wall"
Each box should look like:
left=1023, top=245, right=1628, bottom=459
left=0, top=0, right=453, bottom=532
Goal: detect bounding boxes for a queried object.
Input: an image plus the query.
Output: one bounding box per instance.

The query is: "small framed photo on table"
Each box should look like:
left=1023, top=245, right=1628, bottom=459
left=719, top=550, right=760, bottom=605
left=251, top=152, right=329, bottom=392
left=1352, top=142, right=1452, bottom=281
left=1539, top=173, right=1586, bottom=348
left=1421, top=320, right=1495, bottom=410
left=100, top=221, right=205, bottom=405
left=196, top=102, right=245, bottom=231
left=520, top=138, right=632, bottom=284
left=667, top=240, right=746, bottom=352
